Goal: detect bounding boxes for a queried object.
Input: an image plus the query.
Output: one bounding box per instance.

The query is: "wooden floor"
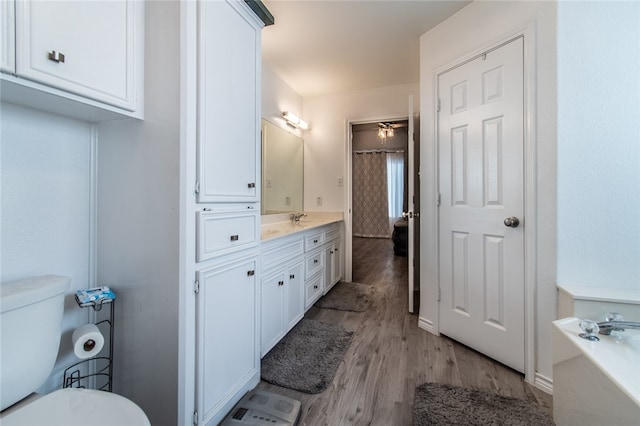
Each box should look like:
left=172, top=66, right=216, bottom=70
left=257, top=236, right=552, bottom=425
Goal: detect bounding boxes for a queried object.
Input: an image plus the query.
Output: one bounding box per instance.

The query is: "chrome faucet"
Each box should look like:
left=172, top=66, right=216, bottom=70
left=290, top=212, right=307, bottom=222
left=597, top=320, right=640, bottom=335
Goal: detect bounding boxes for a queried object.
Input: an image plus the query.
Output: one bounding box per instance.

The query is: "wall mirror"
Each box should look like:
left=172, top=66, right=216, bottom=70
left=261, top=119, right=304, bottom=215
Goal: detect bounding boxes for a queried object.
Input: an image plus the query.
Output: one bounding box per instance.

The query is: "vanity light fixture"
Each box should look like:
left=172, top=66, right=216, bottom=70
left=282, top=111, right=309, bottom=130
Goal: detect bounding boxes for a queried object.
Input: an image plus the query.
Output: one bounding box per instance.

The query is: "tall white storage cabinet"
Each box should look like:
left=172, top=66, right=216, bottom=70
left=193, top=1, right=265, bottom=425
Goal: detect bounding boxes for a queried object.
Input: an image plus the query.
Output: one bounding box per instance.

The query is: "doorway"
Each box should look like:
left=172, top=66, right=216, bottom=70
left=348, top=118, right=420, bottom=313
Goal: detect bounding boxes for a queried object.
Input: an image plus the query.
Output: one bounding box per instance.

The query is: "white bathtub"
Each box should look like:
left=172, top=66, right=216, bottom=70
left=552, top=317, right=640, bottom=425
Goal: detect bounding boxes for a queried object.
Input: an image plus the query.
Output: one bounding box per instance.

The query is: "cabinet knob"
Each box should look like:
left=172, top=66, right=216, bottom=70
left=230, top=235, right=239, bottom=241
left=247, top=270, right=255, bottom=276
left=247, top=182, right=256, bottom=188
left=313, top=259, right=318, bottom=264
left=313, top=239, right=318, bottom=243
left=314, top=285, right=318, bottom=289
left=289, top=274, right=295, bottom=279
left=278, top=281, right=284, bottom=286
left=48, top=50, right=65, bottom=63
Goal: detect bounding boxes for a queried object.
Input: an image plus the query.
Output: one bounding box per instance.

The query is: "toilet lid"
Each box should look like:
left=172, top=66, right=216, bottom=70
left=1, top=388, right=150, bottom=426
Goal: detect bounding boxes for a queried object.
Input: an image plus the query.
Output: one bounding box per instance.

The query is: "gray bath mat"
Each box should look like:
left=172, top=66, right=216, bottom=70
left=414, top=383, right=554, bottom=426
left=261, top=318, right=354, bottom=394
left=314, top=281, right=373, bottom=312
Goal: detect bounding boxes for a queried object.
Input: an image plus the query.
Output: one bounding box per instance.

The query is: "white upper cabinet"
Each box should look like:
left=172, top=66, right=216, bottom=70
left=15, top=0, right=141, bottom=111
left=197, top=0, right=262, bottom=203
left=1, top=0, right=143, bottom=120
left=1, top=1, right=14, bottom=73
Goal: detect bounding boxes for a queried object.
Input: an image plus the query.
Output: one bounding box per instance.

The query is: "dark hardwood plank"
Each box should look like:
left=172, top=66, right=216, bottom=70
left=257, top=237, right=552, bottom=425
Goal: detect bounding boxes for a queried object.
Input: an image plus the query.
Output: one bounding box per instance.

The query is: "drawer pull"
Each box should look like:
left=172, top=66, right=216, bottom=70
left=230, top=235, right=239, bottom=241
left=48, top=50, right=65, bottom=63
left=247, top=270, right=255, bottom=276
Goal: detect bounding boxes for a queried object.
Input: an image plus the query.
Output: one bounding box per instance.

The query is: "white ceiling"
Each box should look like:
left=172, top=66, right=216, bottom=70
left=261, top=0, right=471, bottom=98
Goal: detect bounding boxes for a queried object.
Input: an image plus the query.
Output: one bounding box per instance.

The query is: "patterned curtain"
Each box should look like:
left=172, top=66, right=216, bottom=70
left=352, top=152, right=389, bottom=238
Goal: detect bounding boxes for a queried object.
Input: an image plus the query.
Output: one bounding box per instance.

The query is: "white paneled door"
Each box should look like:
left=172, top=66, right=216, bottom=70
left=438, top=38, right=525, bottom=372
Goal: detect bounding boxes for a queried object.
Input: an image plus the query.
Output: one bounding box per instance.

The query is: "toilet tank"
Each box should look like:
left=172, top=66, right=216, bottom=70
left=0, top=275, right=70, bottom=411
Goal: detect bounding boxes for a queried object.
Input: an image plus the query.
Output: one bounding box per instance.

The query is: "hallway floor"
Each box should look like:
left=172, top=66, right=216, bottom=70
left=257, top=236, right=552, bottom=425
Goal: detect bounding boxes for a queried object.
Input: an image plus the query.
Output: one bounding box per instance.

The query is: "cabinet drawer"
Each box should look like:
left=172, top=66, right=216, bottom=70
left=197, top=210, right=259, bottom=262
left=304, top=232, right=324, bottom=251
left=325, top=224, right=341, bottom=242
left=305, top=272, right=323, bottom=310
left=261, top=238, right=304, bottom=272
left=305, top=249, right=323, bottom=279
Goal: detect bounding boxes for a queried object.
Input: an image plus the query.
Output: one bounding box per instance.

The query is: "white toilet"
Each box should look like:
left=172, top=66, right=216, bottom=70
left=0, top=275, right=150, bottom=425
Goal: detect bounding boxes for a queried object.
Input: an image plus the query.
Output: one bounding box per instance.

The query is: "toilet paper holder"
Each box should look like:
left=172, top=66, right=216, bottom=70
left=63, top=292, right=115, bottom=392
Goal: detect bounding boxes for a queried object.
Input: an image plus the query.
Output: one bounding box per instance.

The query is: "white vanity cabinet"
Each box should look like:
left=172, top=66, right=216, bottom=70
left=1, top=0, right=144, bottom=118
left=196, top=0, right=261, bottom=203
left=195, top=254, right=259, bottom=426
left=260, top=260, right=304, bottom=356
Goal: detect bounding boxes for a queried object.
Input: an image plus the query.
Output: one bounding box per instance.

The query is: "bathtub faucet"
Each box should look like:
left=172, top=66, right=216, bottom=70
left=597, top=320, right=640, bottom=335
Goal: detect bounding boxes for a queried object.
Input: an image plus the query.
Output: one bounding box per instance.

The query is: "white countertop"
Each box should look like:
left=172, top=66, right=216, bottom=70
left=261, top=212, right=343, bottom=241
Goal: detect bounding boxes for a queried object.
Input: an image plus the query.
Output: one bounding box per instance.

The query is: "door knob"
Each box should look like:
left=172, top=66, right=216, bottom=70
left=504, top=216, right=520, bottom=228
left=402, top=211, right=413, bottom=219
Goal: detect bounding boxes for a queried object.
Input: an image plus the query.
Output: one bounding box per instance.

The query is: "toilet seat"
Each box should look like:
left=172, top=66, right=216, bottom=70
left=0, top=388, right=150, bottom=426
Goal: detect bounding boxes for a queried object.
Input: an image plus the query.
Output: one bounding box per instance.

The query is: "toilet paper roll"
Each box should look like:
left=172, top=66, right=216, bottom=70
left=72, top=324, right=104, bottom=359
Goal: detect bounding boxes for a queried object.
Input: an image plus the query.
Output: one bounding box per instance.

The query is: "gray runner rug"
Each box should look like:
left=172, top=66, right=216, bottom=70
left=261, top=318, right=354, bottom=394
left=414, top=383, right=554, bottom=426
left=314, top=281, right=373, bottom=312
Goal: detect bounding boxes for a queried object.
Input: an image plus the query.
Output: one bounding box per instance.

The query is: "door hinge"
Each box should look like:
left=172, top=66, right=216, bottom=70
left=194, top=180, right=200, bottom=194
left=437, top=287, right=441, bottom=302
left=437, top=98, right=441, bottom=112
left=437, top=193, right=441, bottom=206
left=193, top=410, right=198, bottom=425
left=194, top=280, right=199, bottom=294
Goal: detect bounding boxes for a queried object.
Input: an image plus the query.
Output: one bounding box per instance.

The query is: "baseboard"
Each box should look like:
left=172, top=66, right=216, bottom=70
left=534, top=372, right=553, bottom=394
left=418, top=316, right=437, bottom=335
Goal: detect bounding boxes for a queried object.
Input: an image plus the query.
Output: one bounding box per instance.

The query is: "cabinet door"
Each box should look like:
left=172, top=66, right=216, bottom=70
left=0, top=0, right=14, bottom=73
left=285, top=261, right=304, bottom=331
left=325, top=240, right=343, bottom=293
left=196, top=256, right=259, bottom=426
left=261, top=271, right=285, bottom=356
left=197, top=0, right=262, bottom=202
left=15, top=0, right=141, bottom=111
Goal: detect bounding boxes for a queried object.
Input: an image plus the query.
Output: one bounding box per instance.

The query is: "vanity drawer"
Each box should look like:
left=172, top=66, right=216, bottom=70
left=324, top=224, right=341, bottom=242
left=305, top=272, right=323, bottom=309
left=197, top=210, right=259, bottom=262
left=304, top=232, right=324, bottom=251
left=305, top=249, right=324, bottom=279
left=261, top=237, right=304, bottom=272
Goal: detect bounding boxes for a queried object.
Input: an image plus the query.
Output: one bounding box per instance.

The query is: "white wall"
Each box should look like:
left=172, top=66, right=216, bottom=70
left=302, top=84, right=419, bottom=211
left=0, top=103, right=94, bottom=393
left=262, top=64, right=304, bottom=137
left=96, top=2, right=180, bottom=425
left=419, top=1, right=557, bottom=385
left=557, top=1, right=640, bottom=293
